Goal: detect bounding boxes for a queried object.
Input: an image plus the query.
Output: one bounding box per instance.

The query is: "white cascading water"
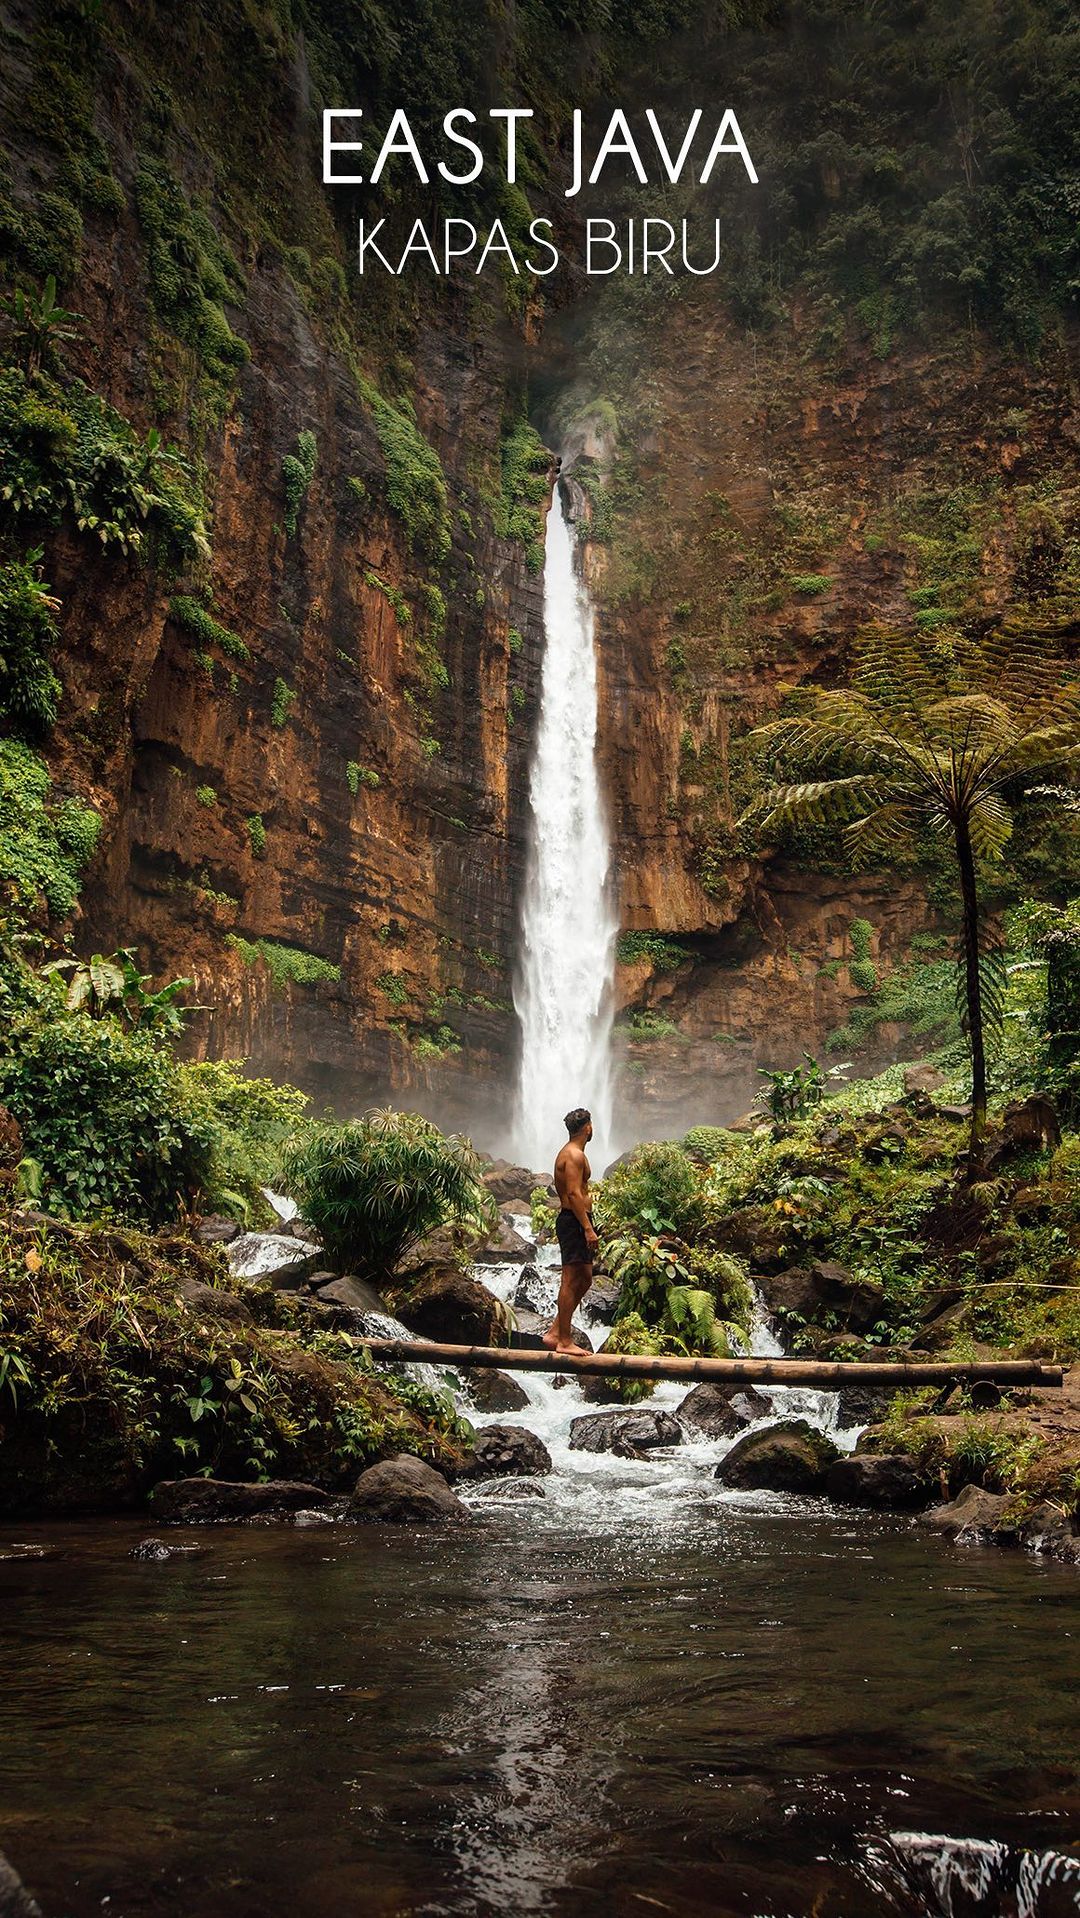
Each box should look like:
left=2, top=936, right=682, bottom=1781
left=511, top=484, right=618, bottom=1172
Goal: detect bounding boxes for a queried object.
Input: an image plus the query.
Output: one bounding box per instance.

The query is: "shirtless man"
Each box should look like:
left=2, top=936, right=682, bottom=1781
left=544, top=1106, right=599, bottom=1355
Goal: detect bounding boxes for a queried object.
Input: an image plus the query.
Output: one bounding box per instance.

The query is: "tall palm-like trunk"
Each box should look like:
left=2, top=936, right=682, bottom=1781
left=954, top=811, right=987, bottom=1170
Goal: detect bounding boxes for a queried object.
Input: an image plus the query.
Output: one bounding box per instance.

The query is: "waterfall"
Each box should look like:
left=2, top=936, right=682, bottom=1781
left=510, top=484, right=617, bottom=1173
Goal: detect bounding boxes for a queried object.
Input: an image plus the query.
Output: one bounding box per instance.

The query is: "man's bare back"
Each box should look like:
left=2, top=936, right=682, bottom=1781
left=545, top=1108, right=599, bottom=1355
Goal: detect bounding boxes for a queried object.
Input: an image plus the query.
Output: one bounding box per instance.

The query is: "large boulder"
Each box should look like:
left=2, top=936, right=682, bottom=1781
left=195, top=1214, right=242, bottom=1246
left=756, top=1260, right=884, bottom=1335
left=716, top=1420, right=839, bottom=1493
left=0, top=1851, right=42, bottom=1918
left=468, top=1368, right=531, bottom=1413
left=677, top=1381, right=772, bottom=1438
left=903, top=1063, right=946, bottom=1099
left=226, top=1231, right=322, bottom=1287
left=395, top=1269, right=507, bottom=1346
left=826, top=1453, right=937, bottom=1510
left=982, top=1093, right=1061, bottom=1173
left=475, top=1215, right=533, bottom=1263
left=835, top=1382, right=895, bottom=1428
left=311, top=1274, right=386, bottom=1317
left=177, top=1275, right=254, bottom=1325
left=568, top=1409, right=683, bottom=1458
left=459, top=1424, right=553, bottom=1478
left=350, top=1455, right=470, bottom=1523
left=920, top=1483, right=1008, bottom=1542
left=150, top=1478, right=333, bottom=1523
left=483, top=1160, right=546, bottom=1204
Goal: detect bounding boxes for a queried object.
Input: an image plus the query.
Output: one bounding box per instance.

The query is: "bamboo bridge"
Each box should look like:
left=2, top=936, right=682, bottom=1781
left=358, top=1341, right=1064, bottom=1390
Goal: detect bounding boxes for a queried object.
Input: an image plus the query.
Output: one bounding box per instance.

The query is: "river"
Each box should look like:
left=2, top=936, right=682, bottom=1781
left=1, top=1238, right=1078, bottom=1917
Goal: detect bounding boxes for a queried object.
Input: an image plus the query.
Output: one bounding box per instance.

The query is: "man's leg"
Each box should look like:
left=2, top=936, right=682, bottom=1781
left=543, top=1260, right=593, bottom=1352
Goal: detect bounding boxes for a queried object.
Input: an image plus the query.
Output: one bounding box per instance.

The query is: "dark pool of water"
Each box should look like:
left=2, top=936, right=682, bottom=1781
left=1, top=1502, right=1078, bottom=1917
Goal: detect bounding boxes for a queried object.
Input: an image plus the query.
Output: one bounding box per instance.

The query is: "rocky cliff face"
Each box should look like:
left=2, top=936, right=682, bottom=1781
left=5, top=0, right=1080, bottom=1151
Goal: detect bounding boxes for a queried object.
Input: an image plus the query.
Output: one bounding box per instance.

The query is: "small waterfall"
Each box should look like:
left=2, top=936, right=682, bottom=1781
left=511, top=484, right=617, bottom=1172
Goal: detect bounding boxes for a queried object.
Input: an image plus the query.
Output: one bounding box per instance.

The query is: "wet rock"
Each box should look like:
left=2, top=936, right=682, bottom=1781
left=459, top=1424, right=552, bottom=1478
left=835, top=1382, right=895, bottom=1428
left=313, top=1274, right=386, bottom=1317
left=129, top=1537, right=204, bottom=1560
left=396, top=1269, right=508, bottom=1346
left=1002, top=1501, right=1080, bottom=1563
left=0, top=1850, right=43, bottom=1918
left=468, top=1368, right=531, bottom=1413
left=195, top=1214, right=242, bottom=1246
left=350, top=1455, right=470, bottom=1524
left=226, top=1232, right=322, bottom=1288
left=482, top=1161, right=546, bottom=1204
left=586, top=1280, right=620, bottom=1321
left=150, top=1479, right=333, bottom=1524
left=178, top=1275, right=253, bottom=1325
left=568, top=1409, right=683, bottom=1458
left=293, top=1503, right=349, bottom=1526
left=677, top=1381, right=772, bottom=1437
left=476, top=1215, right=533, bottom=1262
left=512, top=1263, right=550, bottom=1312
left=920, top=1484, right=1008, bottom=1543
left=577, top=1374, right=645, bottom=1405
left=716, top=1421, right=839, bottom=1493
left=826, top=1453, right=937, bottom=1510
left=475, top=1478, right=546, bottom=1500
left=757, top=1261, right=883, bottom=1335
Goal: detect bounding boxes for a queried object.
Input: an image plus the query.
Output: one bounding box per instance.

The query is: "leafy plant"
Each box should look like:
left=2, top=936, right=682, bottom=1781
left=282, top=429, right=317, bottom=536
left=246, top=814, right=266, bottom=857
left=0, top=739, right=99, bottom=924
left=741, top=623, right=1080, bottom=1164
left=226, top=935, right=339, bottom=991
left=0, top=549, right=61, bottom=736
left=757, top=1053, right=847, bottom=1122
left=279, top=1110, right=495, bottom=1280
left=529, top=1184, right=557, bottom=1242
left=1, top=275, right=81, bottom=378
left=40, top=947, right=196, bottom=1036
left=270, top=677, right=293, bottom=727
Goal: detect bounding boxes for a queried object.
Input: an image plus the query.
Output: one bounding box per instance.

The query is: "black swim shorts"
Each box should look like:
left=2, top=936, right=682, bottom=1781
left=555, top=1208, right=595, bottom=1266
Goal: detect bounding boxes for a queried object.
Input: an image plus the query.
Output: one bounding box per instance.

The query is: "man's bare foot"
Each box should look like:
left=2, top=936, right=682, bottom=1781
left=543, top=1334, right=588, bottom=1356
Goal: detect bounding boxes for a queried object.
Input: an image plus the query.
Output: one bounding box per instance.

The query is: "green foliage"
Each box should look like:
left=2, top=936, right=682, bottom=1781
left=195, top=785, right=217, bottom=808
left=1, top=276, right=81, bottom=379
left=357, top=376, right=450, bottom=564
left=177, top=1059, right=308, bottom=1217
left=529, top=1185, right=557, bottom=1242
left=0, top=1005, right=214, bottom=1223
left=345, top=760, right=378, bottom=795
left=0, top=1212, right=464, bottom=1508
left=616, top=929, right=690, bottom=972
left=282, top=429, right=317, bottom=536
left=279, top=1109, right=495, bottom=1280
left=226, top=935, right=339, bottom=991
left=618, top=1008, right=681, bottom=1040
left=0, top=740, right=99, bottom=925
left=170, top=595, right=249, bottom=662
left=757, top=1054, right=835, bottom=1122
left=789, top=573, right=830, bottom=596
left=681, top=1125, right=737, bottom=1165
left=849, top=918, right=874, bottom=961
left=270, top=677, right=293, bottom=727
left=0, top=550, right=61, bottom=735
left=40, top=948, right=195, bottom=1038
left=375, top=970, right=409, bottom=1007
left=850, top=957, right=878, bottom=993
left=245, top=814, right=266, bottom=858
left=596, top=1140, right=705, bottom=1243
left=135, top=159, right=249, bottom=400
left=597, top=1313, right=661, bottom=1403
left=492, top=417, right=549, bottom=572
left=0, top=366, right=209, bottom=563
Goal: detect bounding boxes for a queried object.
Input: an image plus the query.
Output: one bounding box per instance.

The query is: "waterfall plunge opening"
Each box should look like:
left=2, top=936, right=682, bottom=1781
left=510, top=482, right=618, bottom=1173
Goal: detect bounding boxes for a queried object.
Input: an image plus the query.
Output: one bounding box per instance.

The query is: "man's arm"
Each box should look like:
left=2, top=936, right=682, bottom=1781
left=563, top=1149, right=599, bottom=1249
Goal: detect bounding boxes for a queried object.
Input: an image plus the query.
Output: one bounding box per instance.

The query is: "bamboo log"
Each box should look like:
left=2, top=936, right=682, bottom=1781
left=358, top=1340, right=1064, bottom=1390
